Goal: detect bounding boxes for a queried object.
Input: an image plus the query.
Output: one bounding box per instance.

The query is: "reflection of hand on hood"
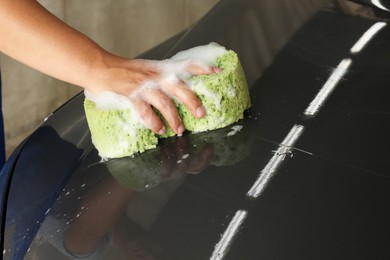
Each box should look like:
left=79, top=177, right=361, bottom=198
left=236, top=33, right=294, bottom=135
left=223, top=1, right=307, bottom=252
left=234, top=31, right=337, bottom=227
left=105, top=135, right=214, bottom=191
left=105, top=116, right=254, bottom=191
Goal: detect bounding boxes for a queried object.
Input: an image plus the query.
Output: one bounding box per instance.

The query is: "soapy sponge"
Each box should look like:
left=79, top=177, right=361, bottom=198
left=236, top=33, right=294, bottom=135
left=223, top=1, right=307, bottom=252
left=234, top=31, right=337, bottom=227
left=175, top=50, right=250, bottom=132
left=84, top=43, right=251, bottom=159
left=84, top=99, right=159, bottom=158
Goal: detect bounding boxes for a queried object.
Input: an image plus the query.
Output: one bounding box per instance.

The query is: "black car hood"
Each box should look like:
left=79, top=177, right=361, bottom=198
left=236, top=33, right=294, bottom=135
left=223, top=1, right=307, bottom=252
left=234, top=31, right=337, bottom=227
left=1, top=0, right=390, bottom=259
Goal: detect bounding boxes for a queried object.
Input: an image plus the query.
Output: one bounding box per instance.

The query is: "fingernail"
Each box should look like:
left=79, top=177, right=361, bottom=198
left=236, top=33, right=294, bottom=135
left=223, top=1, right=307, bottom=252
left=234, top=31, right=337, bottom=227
left=177, top=124, right=185, bottom=134
left=158, top=126, right=166, bottom=135
left=213, top=67, right=223, bottom=73
left=196, top=106, right=206, bottom=118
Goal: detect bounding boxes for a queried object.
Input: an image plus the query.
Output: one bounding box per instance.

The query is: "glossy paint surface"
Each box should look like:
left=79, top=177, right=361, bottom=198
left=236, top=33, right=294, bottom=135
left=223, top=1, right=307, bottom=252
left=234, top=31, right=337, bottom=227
left=2, top=0, right=390, bottom=259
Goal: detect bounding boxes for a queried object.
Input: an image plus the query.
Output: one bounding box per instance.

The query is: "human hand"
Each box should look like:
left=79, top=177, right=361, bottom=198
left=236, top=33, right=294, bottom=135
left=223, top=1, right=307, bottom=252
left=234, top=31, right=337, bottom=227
left=88, top=57, right=222, bottom=135
left=0, top=0, right=222, bottom=136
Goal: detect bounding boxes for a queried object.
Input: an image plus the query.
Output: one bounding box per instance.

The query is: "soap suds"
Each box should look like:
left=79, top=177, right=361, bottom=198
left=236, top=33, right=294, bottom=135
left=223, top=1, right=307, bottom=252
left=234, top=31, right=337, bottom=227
left=84, top=90, right=133, bottom=110
left=227, top=87, right=236, bottom=97
left=170, top=42, right=228, bottom=65
left=84, top=42, right=228, bottom=119
left=227, top=125, right=243, bottom=136
left=191, top=81, right=222, bottom=108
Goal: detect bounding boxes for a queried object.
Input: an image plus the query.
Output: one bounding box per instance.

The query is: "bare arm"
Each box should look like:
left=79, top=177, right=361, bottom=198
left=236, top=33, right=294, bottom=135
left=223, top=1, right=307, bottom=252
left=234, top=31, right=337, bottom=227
left=0, top=0, right=107, bottom=89
left=0, top=0, right=218, bottom=134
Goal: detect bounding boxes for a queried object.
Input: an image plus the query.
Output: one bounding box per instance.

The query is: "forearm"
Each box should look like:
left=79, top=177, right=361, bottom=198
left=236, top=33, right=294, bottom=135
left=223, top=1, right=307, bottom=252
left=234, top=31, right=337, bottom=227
left=0, top=0, right=218, bottom=135
left=0, top=0, right=111, bottom=89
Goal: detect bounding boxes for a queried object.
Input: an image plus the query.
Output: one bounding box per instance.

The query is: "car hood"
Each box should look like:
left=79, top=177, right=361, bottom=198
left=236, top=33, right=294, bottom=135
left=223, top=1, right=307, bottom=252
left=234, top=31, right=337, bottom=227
left=1, top=0, right=390, bottom=259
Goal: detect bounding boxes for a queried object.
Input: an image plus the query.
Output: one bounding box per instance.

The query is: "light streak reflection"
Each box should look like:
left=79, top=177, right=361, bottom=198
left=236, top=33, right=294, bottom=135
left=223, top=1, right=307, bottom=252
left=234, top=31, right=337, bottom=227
left=210, top=14, right=387, bottom=260
left=371, top=0, right=390, bottom=12
left=246, top=125, right=304, bottom=199
left=350, top=21, right=387, bottom=53
left=210, top=210, right=248, bottom=260
left=304, top=58, right=352, bottom=117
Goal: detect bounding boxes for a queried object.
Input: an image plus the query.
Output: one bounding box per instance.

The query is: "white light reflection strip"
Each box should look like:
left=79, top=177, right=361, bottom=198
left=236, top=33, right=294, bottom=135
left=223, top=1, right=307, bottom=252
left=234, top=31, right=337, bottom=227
left=371, top=0, right=390, bottom=12
left=304, top=58, right=352, bottom=117
left=350, top=21, right=387, bottom=53
left=210, top=210, right=248, bottom=260
left=247, top=125, right=304, bottom=199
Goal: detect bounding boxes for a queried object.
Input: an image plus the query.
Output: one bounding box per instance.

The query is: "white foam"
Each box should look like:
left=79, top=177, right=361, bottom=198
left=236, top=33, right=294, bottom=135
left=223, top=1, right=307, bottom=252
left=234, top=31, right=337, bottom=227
left=117, top=117, right=139, bottom=138
left=190, top=81, right=221, bottom=108
left=170, top=42, right=228, bottom=65
left=227, top=125, right=243, bottom=136
left=227, top=86, right=236, bottom=97
left=84, top=90, right=133, bottom=110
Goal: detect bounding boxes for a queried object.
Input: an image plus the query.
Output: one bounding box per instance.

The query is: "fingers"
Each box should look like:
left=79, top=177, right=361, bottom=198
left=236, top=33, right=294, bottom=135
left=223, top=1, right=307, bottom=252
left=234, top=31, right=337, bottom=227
left=120, top=60, right=223, bottom=135
left=186, top=63, right=222, bottom=75
left=131, top=78, right=206, bottom=135
left=163, top=62, right=221, bottom=119
left=161, top=79, right=205, bottom=119
left=131, top=98, right=165, bottom=135
left=138, top=88, right=184, bottom=135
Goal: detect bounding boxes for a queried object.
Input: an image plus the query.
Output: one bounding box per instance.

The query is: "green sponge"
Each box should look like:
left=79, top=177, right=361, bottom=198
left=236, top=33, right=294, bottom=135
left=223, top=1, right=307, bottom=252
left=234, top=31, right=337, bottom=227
left=84, top=45, right=250, bottom=159
left=84, top=100, right=160, bottom=158
left=176, top=50, right=250, bottom=132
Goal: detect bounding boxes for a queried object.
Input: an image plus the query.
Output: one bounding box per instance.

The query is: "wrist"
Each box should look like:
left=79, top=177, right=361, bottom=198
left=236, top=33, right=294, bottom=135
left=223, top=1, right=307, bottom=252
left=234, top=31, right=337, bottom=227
left=82, top=50, right=123, bottom=94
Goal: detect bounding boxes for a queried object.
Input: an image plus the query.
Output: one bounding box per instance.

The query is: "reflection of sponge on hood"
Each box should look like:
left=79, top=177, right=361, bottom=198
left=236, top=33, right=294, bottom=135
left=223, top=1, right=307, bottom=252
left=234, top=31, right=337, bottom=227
left=106, top=119, right=254, bottom=191
left=84, top=43, right=251, bottom=159
left=188, top=119, right=254, bottom=167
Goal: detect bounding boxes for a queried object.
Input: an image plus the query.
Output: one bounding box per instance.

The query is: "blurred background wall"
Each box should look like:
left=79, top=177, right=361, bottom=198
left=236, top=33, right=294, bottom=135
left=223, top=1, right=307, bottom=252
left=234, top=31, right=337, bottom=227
left=0, top=0, right=219, bottom=157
